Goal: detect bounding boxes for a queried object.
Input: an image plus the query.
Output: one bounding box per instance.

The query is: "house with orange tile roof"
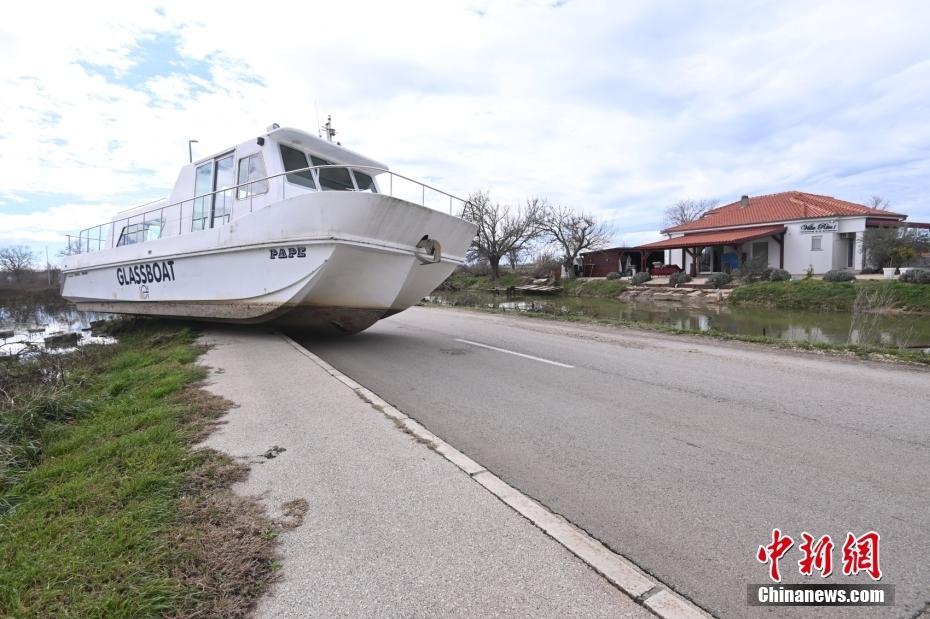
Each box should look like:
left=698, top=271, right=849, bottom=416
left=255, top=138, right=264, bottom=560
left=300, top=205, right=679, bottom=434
left=634, top=191, right=915, bottom=276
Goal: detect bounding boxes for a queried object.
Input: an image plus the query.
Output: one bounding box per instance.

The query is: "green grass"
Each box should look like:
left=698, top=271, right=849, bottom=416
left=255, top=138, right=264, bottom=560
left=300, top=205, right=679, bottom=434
left=730, top=279, right=930, bottom=313
left=441, top=272, right=531, bottom=290
left=0, top=321, right=276, bottom=618
left=560, top=278, right=628, bottom=297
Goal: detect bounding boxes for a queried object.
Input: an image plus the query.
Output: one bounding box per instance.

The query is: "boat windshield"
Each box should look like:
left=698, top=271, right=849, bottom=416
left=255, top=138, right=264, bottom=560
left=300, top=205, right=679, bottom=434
left=353, top=170, right=376, bottom=192
left=280, top=144, right=379, bottom=192
left=310, top=155, right=354, bottom=191
left=280, top=144, right=317, bottom=190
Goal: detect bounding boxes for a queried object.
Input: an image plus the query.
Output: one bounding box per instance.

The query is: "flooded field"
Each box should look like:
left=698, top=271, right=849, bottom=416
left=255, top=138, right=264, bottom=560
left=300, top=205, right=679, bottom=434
left=424, top=291, right=930, bottom=350
left=0, top=297, right=114, bottom=357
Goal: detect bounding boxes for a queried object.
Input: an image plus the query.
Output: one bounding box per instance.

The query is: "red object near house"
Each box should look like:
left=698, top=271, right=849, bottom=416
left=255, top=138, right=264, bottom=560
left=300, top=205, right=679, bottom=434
left=650, top=265, right=681, bottom=276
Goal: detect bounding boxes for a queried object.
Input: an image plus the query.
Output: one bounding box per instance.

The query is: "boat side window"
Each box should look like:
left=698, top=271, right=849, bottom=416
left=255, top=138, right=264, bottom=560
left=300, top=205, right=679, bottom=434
left=236, top=153, right=269, bottom=199
left=352, top=170, right=377, bottom=193
left=310, top=155, right=354, bottom=191
left=280, top=144, right=317, bottom=190
left=192, top=161, right=213, bottom=231
left=117, top=220, right=163, bottom=246
left=145, top=220, right=162, bottom=241
left=117, top=224, right=140, bottom=246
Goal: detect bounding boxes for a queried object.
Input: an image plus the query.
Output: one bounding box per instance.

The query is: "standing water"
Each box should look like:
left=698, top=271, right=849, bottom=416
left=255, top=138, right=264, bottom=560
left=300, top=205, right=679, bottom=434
left=423, top=291, right=930, bottom=350
left=0, top=293, right=114, bottom=357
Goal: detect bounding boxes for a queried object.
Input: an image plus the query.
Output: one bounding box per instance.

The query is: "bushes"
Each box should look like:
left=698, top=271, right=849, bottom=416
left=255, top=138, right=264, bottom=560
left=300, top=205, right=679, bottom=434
left=735, top=254, right=772, bottom=282
left=605, top=271, right=623, bottom=280
left=669, top=271, right=692, bottom=286
left=705, top=272, right=733, bottom=288
left=631, top=272, right=651, bottom=285
left=823, top=270, right=856, bottom=282
left=900, top=269, right=930, bottom=284
left=769, top=268, right=791, bottom=281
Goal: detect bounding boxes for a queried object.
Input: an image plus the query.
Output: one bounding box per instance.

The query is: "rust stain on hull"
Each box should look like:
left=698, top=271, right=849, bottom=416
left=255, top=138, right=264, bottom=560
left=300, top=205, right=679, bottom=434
left=74, top=300, right=392, bottom=335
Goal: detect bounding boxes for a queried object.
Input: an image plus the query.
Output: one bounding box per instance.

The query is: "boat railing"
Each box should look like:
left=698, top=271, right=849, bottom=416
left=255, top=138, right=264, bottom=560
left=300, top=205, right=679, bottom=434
left=68, top=165, right=470, bottom=254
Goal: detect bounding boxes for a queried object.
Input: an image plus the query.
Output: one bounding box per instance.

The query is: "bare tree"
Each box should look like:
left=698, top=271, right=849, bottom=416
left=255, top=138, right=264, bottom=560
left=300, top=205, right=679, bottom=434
left=868, top=195, right=891, bottom=210
left=539, top=205, right=613, bottom=279
left=663, top=198, right=719, bottom=228
left=506, top=247, right=521, bottom=271
left=0, top=245, right=37, bottom=283
left=461, top=191, right=543, bottom=279
left=58, top=237, right=85, bottom=257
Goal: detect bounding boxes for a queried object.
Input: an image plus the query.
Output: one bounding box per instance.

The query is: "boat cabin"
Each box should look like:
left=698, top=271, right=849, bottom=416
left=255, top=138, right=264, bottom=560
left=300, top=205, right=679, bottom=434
left=82, top=126, right=388, bottom=251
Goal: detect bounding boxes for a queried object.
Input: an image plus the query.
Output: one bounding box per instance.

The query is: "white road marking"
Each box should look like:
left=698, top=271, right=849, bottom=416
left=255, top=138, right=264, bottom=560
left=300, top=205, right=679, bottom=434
left=454, top=338, right=575, bottom=369
left=280, top=333, right=711, bottom=619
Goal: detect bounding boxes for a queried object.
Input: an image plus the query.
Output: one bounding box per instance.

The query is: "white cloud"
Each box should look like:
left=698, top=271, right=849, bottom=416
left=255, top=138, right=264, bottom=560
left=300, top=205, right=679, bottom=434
left=2, top=0, right=930, bottom=258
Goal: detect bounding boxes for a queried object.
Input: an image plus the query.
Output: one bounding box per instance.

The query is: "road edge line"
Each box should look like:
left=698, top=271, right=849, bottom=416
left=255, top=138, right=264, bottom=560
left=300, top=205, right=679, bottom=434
left=277, top=332, right=714, bottom=619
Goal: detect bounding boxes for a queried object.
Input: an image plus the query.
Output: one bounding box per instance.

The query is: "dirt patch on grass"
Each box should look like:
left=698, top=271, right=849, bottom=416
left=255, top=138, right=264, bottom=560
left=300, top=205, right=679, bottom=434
left=168, top=377, right=286, bottom=618
left=280, top=498, right=310, bottom=530
left=172, top=454, right=279, bottom=618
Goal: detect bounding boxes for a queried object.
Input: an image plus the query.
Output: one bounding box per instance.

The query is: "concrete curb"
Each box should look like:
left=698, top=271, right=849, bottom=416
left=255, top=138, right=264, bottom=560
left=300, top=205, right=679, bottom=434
left=278, top=333, right=714, bottom=619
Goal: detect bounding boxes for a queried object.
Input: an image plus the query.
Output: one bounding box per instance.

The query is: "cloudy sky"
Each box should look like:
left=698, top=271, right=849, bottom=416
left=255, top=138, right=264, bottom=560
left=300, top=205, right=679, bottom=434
left=1, top=0, right=929, bottom=259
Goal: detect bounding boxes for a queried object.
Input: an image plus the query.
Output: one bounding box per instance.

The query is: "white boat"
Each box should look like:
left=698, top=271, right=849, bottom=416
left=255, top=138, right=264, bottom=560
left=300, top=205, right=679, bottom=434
left=61, top=125, right=477, bottom=334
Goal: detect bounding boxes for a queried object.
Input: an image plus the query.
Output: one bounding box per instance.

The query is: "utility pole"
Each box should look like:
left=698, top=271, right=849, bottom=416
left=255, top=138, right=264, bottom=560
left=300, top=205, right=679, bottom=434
left=188, top=139, right=198, bottom=163
left=46, top=246, right=51, bottom=286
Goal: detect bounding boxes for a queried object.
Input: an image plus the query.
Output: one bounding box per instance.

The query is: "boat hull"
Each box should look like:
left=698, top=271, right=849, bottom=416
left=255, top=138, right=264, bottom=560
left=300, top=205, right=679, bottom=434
left=61, top=192, right=475, bottom=333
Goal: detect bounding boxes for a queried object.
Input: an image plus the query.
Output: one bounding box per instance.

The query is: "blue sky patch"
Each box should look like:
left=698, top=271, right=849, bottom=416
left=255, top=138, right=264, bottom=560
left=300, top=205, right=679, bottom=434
left=76, top=31, right=213, bottom=91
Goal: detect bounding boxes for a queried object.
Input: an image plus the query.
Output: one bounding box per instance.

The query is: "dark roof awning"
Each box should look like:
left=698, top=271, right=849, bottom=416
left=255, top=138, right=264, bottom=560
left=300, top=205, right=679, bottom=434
left=866, top=218, right=905, bottom=228
left=634, top=225, right=786, bottom=250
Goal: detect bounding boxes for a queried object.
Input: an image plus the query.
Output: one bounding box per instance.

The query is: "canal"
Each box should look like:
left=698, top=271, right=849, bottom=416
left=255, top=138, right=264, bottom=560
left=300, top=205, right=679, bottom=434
left=423, top=291, right=930, bottom=350
left=0, top=297, right=113, bottom=357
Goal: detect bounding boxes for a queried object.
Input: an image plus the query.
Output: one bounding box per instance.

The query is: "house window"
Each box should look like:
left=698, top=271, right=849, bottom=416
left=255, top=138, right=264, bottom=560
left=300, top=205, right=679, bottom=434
left=811, top=236, right=822, bottom=251
left=236, top=153, right=269, bottom=199
left=752, top=241, right=769, bottom=265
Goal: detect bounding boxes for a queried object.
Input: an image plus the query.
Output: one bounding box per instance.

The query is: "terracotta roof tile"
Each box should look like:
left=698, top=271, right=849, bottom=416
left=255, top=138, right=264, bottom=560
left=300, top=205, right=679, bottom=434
left=663, top=191, right=905, bottom=233
left=636, top=225, right=787, bottom=250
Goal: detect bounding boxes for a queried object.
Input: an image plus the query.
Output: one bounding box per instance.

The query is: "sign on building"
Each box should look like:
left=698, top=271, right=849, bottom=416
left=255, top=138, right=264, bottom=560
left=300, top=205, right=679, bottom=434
left=799, top=220, right=839, bottom=234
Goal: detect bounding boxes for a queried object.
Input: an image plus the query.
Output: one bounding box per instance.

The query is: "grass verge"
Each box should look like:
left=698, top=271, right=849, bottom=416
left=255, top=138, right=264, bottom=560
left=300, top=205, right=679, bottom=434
left=440, top=272, right=531, bottom=290
left=0, top=320, right=278, bottom=618
left=441, top=272, right=628, bottom=297
left=730, top=279, right=930, bottom=313
left=424, top=304, right=930, bottom=366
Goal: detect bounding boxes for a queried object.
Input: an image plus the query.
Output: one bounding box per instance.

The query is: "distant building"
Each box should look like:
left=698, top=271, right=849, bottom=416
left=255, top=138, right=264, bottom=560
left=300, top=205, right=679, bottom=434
left=580, top=247, right=665, bottom=277
left=634, top=191, right=925, bottom=275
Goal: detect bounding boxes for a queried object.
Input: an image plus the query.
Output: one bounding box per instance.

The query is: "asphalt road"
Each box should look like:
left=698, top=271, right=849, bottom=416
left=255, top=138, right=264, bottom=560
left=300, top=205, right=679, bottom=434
left=293, top=307, right=930, bottom=618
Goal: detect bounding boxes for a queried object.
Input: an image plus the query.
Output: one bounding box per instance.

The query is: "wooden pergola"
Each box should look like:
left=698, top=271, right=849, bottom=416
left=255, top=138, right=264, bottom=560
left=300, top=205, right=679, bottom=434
left=634, top=225, right=787, bottom=276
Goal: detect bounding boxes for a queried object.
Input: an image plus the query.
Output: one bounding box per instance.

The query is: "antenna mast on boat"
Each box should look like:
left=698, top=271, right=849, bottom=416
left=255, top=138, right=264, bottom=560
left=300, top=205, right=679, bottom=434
left=323, top=115, right=337, bottom=143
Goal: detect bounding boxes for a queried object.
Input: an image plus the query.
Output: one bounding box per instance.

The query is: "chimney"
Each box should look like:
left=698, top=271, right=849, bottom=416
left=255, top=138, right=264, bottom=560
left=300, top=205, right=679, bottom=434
left=740, top=195, right=750, bottom=209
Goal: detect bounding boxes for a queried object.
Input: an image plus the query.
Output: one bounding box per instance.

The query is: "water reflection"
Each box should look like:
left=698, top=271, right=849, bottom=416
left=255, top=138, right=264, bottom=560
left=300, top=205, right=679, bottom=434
left=423, top=293, right=930, bottom=350
left=0, top=300, right=114, bottom=357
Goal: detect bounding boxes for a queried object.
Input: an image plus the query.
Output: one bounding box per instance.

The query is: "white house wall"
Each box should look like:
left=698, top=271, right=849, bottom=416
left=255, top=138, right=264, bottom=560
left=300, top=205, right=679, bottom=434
left=782, top=218, right=866, bottom=274
left=656, top=217, right=870, bottom=276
